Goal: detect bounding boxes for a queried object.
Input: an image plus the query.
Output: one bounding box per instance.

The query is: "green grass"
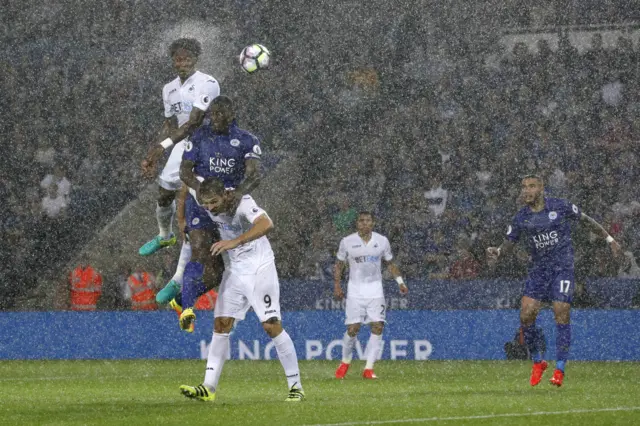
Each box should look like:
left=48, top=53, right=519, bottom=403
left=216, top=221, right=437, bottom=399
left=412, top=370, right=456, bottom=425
left=1, top=360, right=639, bottom=425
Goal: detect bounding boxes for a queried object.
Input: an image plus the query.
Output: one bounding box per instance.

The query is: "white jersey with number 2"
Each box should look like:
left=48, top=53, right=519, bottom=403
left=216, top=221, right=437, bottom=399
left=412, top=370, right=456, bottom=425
left=337, top=232, right=393, bottom=299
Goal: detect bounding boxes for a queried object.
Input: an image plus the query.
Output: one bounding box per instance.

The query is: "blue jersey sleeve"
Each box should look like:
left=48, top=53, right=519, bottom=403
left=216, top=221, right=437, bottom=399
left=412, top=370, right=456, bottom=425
left=563, top=199, right=582, bottom=222
left=506, top=213, right=523, bottom=243
left=182, top=131, right=202, bottom=163
left=242, top=133, right=262, bottom=160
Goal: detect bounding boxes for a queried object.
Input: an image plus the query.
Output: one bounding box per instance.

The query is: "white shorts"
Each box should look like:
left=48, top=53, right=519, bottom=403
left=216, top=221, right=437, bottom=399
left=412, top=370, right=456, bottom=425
left=158, top=140, right=186, bottom=191
left=214, top=262, right=281, bottom=323
left=345, top=297, right=386, bottom=325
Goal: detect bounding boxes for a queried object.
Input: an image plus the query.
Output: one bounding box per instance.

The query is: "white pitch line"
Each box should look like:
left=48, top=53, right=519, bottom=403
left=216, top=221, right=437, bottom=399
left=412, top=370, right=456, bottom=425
left=0, top=373, right=155, bottom=382
left=303, top=406, right=640, bottom=426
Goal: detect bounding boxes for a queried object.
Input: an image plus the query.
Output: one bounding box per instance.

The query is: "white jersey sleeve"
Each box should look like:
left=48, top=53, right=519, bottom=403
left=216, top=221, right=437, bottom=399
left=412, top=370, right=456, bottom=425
left=192, top=77, right=220, bottom=112
left=336, top=238, right=347, bottom=261
left=382, top=236, right=393, bottom=261
left=237, top=196, right=269, bottom=225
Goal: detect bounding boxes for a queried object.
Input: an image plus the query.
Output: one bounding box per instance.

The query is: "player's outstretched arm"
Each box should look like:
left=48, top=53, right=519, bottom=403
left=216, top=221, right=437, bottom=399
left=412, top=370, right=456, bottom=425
left=143, top=108, right=207, bottom=177
left=334, top=260, right=346, bottom=300
left=234, top=159, right=261, bottom=199
left=385, top=261, right=408, bottom=294
left=179, top=160, right=201, bottom=192
left=486, top=239, right=515, bottom=264
left=579, top=213, right=622, bottom=256
left=141, top=117, right=177, bottom=178
left=165, top=108, right=207, bottom=148
left=210, top=214, right=273, bottom=256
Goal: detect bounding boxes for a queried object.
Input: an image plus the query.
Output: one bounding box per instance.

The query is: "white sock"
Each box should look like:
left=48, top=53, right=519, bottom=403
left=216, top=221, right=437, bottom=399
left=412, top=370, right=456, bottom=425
left=365, top=334, right=382, bottom=370
left=273, top=330, right=302, bottom=390
left=203, top=332, right=230, bottom=392
left=171, top=242, right=191, bottom=284
left=341, top=332, right=357, bottom=364
left=156, top=200, right=176, bottom=238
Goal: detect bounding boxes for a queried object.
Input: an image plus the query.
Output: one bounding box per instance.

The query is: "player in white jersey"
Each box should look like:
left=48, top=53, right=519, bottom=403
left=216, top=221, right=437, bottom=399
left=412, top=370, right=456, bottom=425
left=139, top=38, right=220, bottom=302
left=178, top=178, right=304, bottom=403
left=334, top=212, right=408, bottom=380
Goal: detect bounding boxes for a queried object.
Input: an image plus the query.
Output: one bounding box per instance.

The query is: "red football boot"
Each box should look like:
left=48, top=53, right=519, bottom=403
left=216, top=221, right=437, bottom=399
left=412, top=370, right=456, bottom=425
left=530, top=360, right=548, bottom=386
left=335, top=362, right=350, bottom=379
left=550, top=369, right=564, bottom=387
left=362, top=369, right=378, bottom=379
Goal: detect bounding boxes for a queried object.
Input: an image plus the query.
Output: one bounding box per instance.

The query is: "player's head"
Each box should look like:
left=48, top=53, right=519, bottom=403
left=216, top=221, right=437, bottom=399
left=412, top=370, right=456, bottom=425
left=356, top=211, right=375, bottom=234
left=169, top=38, right=201, bottom=80
left=198, top=178, right=234, bottom=214
left=210, top=96, right=235, bottom=133
left=521, top=174, right=544, bottom=206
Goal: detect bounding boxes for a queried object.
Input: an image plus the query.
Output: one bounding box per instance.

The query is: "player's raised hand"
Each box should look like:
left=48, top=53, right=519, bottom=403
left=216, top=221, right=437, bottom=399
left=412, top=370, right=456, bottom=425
left=141, top=158, right=157, bottom=179
left=486, top=247, right=501, bottom=264
left=211, top=239, right=240, bottom=256
left=399, top=283, right=409, bottom=295
left=141, top=145, right=165, bottom=178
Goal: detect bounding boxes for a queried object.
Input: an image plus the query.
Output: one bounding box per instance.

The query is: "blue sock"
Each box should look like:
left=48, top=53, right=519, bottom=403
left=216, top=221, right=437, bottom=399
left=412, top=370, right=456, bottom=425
left=182, top=262, right=206, bottom=309
left=522, top=324, right=542, bottom=363
left=556, top=323, right=571, bottom=372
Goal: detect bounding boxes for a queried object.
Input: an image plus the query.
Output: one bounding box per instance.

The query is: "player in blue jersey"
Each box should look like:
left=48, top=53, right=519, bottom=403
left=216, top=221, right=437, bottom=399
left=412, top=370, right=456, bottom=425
left=487, top=175, right=621, bottom=387
left=170, top=95, right=261, bottom=331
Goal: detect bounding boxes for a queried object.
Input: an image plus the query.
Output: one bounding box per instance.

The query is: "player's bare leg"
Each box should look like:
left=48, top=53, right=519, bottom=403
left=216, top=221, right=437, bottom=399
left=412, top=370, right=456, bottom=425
left=521, top=296, right=547, bottom=386
left=336, top=323, right=361, bottom=379
left=140, top=187, right=178, bottom=256
left=363, top=322, right=383, bottom=379
left=262, top=318, right=304, bottom=401
left=550, top=301, right=571, bottom=387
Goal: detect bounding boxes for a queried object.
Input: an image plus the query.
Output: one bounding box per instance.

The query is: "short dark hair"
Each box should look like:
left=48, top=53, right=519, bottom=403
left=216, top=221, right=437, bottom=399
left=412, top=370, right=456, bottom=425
left=357, top=211, right=375, bottom=220
left=199, top=178, right=226, bottom=197
left=212, top=95, right=234, bottom=110
left=169, top=38, right=202, bottom=58
left=522, top=174, right=544, bottom=184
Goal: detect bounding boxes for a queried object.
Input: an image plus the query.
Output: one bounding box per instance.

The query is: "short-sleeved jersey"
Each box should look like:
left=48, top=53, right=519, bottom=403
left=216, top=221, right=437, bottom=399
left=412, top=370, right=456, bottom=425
left=183, top=121, right=261, bottom=191
left=207, top=195, right=274, bottom=274
left=506, top=197, right=581, bottom=270
left=162, top=71, right=220, bottom=128
left=337, top=232, right=393, bottom=299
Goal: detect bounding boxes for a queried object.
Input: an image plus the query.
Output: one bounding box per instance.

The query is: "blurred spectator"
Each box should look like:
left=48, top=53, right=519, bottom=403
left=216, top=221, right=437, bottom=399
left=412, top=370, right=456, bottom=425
left=332, top=194, right=358, bottom=234
left=195, top=289, right=218, bottom=310
left=447, top=233, right=482, bottom=279
left=41, top=182, right=69, bottom=219
left=125, top=266, right=157, bottom=311
left=69, top=263, right=103, bottom=311
left=40, top=164, right=71, bottom=203
left=424, top=175, right=449, bottom=218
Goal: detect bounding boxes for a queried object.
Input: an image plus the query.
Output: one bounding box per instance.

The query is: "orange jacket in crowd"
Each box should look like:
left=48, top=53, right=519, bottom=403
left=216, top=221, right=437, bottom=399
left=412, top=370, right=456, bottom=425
left=127, top=271, right=157, bottom=311
left=70, top=265, right=102, bottom=311
left=195, top=289, right=218, bottom=310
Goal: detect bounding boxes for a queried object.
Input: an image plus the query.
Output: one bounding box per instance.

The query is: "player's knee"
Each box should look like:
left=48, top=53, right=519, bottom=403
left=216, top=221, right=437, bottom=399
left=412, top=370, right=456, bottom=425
left=158, top=188, right=175, bottom=206
left=347, top=324, right=360, bottom=336
left=370, top=322, right=384, bottom=335
left=262, top=317, right=282, bottom=337
left=214, top=317, right=234, bottom=333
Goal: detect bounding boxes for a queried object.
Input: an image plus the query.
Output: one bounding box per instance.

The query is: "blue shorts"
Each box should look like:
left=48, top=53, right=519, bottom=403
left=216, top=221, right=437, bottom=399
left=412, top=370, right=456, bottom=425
left=524, top=266, right=575, bottom=304
left=185, top=192, right=215, bottom=232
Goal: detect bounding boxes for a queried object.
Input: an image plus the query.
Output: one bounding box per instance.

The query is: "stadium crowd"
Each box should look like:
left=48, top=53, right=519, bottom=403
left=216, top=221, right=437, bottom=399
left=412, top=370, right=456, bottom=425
left=1, top=0, right=640, bottom=309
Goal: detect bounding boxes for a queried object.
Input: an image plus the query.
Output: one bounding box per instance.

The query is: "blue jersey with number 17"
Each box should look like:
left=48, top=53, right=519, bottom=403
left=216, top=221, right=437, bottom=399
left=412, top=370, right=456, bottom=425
left=506, top=197, right=582, bottom=271
left=183, top=120, right=261, bottom=189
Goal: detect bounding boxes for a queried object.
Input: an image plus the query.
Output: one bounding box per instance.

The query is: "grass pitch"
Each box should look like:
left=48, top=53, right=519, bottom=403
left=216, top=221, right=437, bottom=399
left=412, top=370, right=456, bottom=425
left=1, top=360, right=639, bottom=425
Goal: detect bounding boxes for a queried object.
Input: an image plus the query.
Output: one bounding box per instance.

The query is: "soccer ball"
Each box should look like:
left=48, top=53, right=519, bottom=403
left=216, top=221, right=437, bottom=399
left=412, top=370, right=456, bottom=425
left=239, top=44, right=270, bottom=73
